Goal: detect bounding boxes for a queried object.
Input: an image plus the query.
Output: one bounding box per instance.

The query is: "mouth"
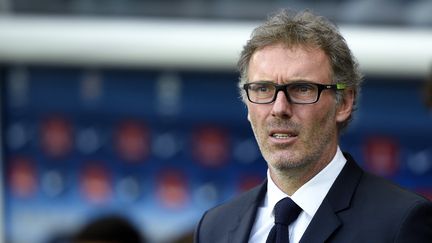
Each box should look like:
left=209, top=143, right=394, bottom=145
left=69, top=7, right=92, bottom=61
left=270, top=131, right=298, bottom=139
left=272, top=133, right=296, bottom=139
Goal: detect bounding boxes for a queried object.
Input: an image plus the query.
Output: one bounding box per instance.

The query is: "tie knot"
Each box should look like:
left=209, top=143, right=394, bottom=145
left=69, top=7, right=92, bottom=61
left=274, top=197, right=302, bottom=225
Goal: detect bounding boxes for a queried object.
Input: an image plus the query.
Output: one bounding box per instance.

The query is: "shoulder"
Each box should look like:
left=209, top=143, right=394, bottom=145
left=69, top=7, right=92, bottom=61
left=394, top=196, right=432, bottom=242
left=343, top=153, right=428, bottom=208
left=356, top=172, right=432, bottom=240
left=201, top=182, right=265, bottom=224
left=358, top=171, right=429, bottom=206
left=194, top=182, right=266, bottom=242
left=337, top=155, right=432, bottom=240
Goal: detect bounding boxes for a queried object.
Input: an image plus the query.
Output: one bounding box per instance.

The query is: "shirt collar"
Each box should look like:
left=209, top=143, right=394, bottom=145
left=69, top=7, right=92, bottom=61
left=266, top=147, right=347, bottom=217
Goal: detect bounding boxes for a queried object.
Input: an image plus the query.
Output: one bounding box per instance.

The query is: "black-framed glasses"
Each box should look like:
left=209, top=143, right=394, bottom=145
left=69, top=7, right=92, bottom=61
left=243, top=81, right=346, bottom=104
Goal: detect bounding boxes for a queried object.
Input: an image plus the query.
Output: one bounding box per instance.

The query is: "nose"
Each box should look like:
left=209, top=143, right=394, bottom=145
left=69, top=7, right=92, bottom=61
left=270, top=90, right=293, bottom=118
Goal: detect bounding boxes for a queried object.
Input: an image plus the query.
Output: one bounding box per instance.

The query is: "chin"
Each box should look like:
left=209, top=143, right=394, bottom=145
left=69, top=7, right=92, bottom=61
left=267, top=154, right=306, bottom=171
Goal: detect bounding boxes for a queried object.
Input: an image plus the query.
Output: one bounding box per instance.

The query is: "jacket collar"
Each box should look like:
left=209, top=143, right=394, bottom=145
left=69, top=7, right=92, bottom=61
left=225, top=153, right=363, bottom=243
left=228, top=180, right=267, bottom=243
left=299, top=153, right=363, bottom=243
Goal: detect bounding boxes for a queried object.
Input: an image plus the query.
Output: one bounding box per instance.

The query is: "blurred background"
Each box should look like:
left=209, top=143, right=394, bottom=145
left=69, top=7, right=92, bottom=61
left=0, top=0, right=431, bottom=242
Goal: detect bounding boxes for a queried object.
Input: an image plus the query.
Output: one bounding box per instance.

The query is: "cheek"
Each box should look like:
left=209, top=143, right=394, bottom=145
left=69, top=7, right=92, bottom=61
left=247, top=105, right=266, bottom=124
left=247, top=109, right=268, bottom=138
left=314, top=108, right=337, bottom=133
left=296, top=105, right=336, bottom=133
left=248, top=113, right=262, bottom=132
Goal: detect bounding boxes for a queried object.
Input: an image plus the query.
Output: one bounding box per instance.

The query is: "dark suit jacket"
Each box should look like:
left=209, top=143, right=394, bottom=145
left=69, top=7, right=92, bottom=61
left=195, top=154, right=432, bottom=243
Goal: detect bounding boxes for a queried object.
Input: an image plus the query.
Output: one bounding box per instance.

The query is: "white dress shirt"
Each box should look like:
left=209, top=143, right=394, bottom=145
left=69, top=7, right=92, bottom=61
left=249, top=147, right=347, bottom=243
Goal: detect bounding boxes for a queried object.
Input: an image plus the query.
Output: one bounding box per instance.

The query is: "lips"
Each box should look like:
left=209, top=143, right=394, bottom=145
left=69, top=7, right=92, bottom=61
left=266, top=120, right=300, bottom=143
left=268, top=131, right=298, bottom=147
left=269, top=130, right=298, bottom=139
left=272, top=133, right=296, bottom=139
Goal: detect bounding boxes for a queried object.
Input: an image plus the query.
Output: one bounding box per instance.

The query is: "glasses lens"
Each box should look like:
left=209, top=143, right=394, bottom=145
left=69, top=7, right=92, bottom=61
left=247, top=83, right=275, bottom=103
left=287, top=83, right=318, bottom=103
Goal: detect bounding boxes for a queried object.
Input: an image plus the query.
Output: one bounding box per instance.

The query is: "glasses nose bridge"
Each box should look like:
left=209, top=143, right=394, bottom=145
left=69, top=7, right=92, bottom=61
left=274, top=84, right=291, bottom=103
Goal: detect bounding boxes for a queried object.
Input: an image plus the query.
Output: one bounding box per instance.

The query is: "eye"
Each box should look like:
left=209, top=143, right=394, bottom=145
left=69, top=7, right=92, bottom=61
left=249, top=83, right=273, bottom=93
left=290, top=83, right=315, bottom=94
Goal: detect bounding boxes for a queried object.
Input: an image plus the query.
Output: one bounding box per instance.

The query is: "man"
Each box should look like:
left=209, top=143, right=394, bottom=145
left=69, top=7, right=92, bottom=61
left=194, top=9, right=432, bottom=243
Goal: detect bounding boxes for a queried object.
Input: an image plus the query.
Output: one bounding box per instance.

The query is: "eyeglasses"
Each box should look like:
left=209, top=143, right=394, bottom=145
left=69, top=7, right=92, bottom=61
left=243, top=81, right=346, bottom=104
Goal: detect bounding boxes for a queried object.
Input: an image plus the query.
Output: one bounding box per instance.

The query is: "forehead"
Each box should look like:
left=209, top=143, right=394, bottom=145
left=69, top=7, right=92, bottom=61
left=248, top=43, right=332, bottom=83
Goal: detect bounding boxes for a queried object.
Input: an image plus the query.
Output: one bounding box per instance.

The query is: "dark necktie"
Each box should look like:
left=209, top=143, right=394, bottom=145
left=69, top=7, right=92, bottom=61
left=266, top=197, right=302, bottom=243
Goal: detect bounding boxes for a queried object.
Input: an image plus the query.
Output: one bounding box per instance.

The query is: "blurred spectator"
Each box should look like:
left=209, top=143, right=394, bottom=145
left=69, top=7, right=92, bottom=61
left=171, top=231, right=194, bottom=243
left=71, top=214, right=145, bottom=243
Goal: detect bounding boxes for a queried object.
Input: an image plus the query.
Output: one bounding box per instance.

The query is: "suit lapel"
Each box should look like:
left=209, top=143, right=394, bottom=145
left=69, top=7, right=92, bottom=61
left=299, top=199, right=341, bottom=243
left=300, top=153, right=363, bottom=243
left=228, top=181, right=267, bottom=243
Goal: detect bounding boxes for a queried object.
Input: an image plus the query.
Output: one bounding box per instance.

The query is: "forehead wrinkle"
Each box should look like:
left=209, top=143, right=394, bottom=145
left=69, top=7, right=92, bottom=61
left=248, top=44, right=332, bottom=84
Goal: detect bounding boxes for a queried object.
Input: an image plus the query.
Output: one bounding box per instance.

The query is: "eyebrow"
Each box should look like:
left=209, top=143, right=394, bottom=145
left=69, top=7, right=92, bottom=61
left=249, top=79, right=321, bottom=84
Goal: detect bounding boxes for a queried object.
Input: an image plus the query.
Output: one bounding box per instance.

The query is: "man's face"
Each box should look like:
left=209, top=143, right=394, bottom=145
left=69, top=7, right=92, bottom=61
left=246, top=44, right=350, bottom=174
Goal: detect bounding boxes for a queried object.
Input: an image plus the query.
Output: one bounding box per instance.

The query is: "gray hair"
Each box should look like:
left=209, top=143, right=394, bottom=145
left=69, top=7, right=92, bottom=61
left=238, top=9, right=363, bottom=131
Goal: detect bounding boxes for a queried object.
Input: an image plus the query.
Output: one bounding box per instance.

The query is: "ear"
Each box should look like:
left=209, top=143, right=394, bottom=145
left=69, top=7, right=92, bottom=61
left=336, top=89, right=354, bottom=123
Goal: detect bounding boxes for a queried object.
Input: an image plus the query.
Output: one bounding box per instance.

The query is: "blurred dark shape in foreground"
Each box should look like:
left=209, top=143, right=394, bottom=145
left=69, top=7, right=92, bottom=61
left=47, top=214, right=146, bottom=243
